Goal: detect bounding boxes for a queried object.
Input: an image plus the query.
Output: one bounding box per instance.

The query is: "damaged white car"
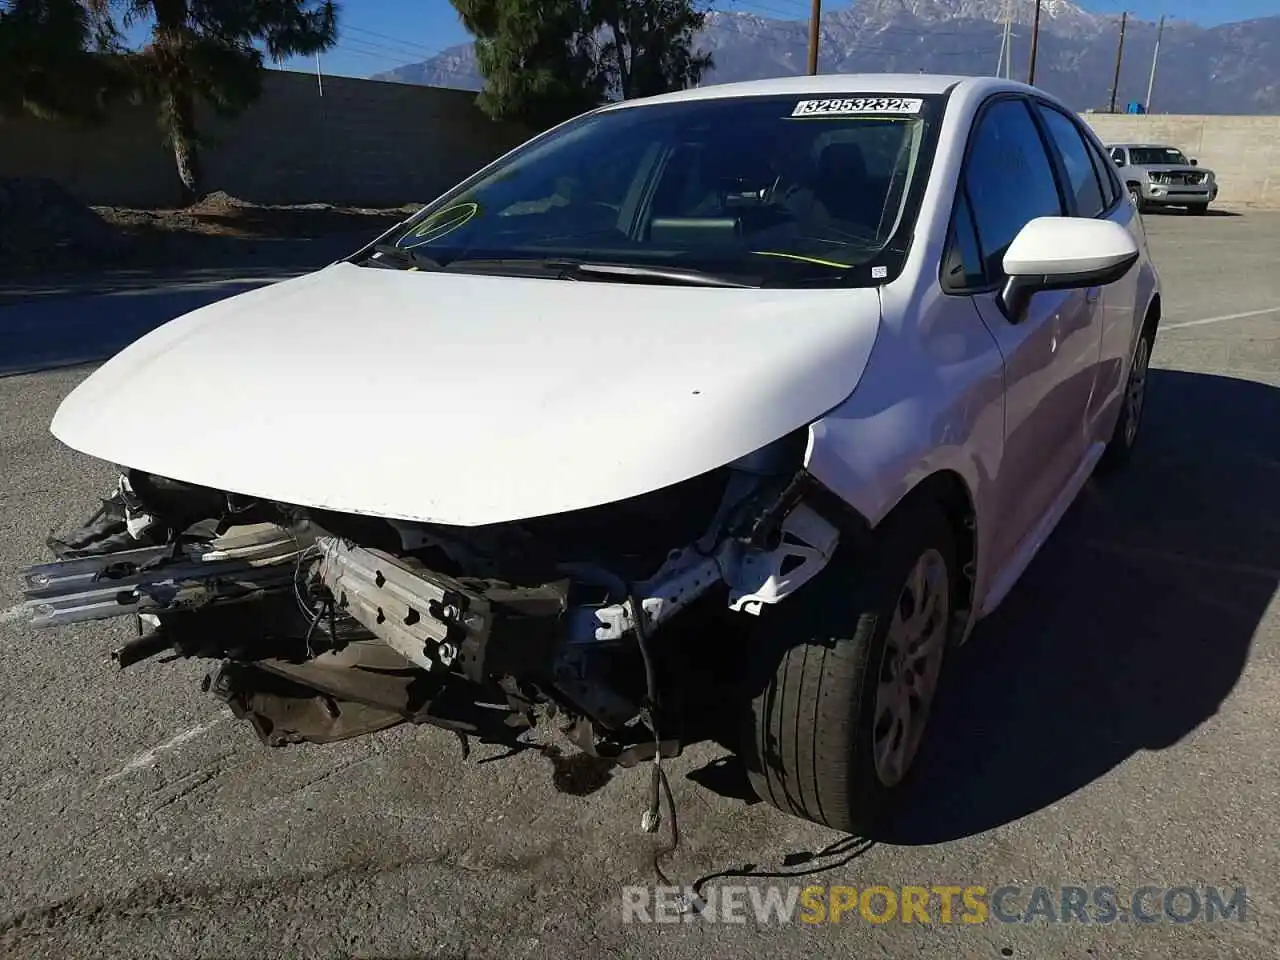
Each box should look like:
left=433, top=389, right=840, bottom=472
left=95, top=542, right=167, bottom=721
left=24, top=74, right=1160, bottom=836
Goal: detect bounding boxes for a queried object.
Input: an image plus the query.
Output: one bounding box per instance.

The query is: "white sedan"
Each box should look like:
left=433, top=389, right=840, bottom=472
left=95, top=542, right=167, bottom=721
left=25, top=73, right=1160, bottom=837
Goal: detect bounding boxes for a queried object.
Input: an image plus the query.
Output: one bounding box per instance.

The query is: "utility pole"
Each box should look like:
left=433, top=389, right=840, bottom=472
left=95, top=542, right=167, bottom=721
left=807, top=0, right=821, bottom=75
left=1004, top=1, right=1014, bottom=78
left=1027, top=0, right=1042, bottom=86
left=1145, top=14, right=1165, bottom=112
left=1109, top=11, right=1128, bottom=113
left=996, top=0, right=1013, bottom=78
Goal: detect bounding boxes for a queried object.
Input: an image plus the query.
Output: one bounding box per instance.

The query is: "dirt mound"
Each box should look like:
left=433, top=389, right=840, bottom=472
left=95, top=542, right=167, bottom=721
left=0, top=177, right=129, bottom=272
left=185, top=190, right=252, bottom=213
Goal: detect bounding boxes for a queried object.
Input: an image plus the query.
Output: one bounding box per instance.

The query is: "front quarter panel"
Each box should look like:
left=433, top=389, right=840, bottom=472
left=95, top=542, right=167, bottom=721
left=804, top=278, right=1004, bottom=587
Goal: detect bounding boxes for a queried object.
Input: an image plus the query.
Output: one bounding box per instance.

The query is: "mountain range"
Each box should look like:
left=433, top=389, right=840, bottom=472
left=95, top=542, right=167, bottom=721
left=372, top=0, right=1280, bottom=115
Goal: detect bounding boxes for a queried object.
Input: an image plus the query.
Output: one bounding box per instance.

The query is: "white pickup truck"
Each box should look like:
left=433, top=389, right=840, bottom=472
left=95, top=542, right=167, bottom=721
left=1107, top=142, right=1219, bottom=214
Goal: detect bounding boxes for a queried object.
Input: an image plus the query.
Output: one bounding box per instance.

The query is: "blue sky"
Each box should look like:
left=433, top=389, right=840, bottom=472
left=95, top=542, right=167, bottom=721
left=121, top=1, right=1280, bottom=80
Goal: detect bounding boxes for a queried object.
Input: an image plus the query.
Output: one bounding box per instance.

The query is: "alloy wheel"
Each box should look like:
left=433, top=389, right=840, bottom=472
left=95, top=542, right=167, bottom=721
left=1124, top=335, right=1151, bottom=447
left=872, top=547, right=951, bottom=788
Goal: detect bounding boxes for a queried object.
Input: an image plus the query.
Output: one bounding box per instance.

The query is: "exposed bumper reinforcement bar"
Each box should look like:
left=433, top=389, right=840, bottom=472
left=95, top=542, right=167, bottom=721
left=20, top=524, right=309, bottom=628
left=315, top=538, right=480, bottom=673
left=313, top=537, right=565, bottom=683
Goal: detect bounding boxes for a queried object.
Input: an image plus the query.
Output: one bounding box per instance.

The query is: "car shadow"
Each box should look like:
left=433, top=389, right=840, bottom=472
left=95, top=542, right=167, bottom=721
left=886, top=367, right=1277, bottom=843
left=1144, top=206, right=1242, bottom=217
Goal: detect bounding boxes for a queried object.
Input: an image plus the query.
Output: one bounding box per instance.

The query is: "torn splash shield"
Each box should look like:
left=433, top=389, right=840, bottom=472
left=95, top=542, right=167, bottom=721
left=206, top=640, right=539, bottom=748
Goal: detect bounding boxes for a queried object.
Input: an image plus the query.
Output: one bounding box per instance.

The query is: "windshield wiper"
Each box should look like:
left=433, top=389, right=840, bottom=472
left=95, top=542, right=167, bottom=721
left=362, top=250, right=756, bottom=287
left=363, top=243, right=443, bottom=271
left=550, top=261, right=757, bottom=288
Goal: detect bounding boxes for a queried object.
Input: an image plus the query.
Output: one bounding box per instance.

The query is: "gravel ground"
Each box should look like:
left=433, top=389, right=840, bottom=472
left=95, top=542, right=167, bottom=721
left=0, top=211, right=1277, bottom=960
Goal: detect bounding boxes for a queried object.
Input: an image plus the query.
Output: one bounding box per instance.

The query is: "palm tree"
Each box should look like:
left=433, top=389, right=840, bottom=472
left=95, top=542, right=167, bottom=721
left=0, top=0, right=121, bottom=121
left=90, top=0, right=339, bottom=202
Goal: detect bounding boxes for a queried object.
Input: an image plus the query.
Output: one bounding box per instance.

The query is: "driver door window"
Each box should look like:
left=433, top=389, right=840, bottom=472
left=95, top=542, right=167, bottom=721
left=963, top=98, right=1065, bottom=280
left=960, top=96, right=1096, bottom=574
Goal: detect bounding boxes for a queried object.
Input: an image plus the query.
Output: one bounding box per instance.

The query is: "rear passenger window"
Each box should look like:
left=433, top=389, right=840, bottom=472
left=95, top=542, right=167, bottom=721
left=1085, top=137, right=1121, bottom=207
left=1036, top=105, right=1106, bottom=217
left=963, top=99, right=1064, bottom=280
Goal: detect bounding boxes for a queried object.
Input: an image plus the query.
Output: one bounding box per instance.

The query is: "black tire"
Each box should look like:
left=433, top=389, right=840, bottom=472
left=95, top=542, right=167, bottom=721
left=1127, top=183, right=1146, bottom=213
left=740, top=500, right=957, bottom=835
left=1098, top=325, right=1155, bottom=472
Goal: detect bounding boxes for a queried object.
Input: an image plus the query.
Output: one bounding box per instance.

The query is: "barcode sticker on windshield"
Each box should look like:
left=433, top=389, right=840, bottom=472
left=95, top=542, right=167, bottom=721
left=790, top=97, right=923, bottom=117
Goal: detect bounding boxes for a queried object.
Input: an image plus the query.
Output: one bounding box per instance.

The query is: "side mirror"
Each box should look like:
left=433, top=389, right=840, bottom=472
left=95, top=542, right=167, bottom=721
left=1113, top=156, right=1124, bottom=167
left=1190, top=158, right=1199, bottom=166
left=999, top=217, right=1140, bottom=323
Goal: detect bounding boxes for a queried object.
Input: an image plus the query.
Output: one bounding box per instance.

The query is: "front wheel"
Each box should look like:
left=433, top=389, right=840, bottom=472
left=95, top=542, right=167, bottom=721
left=740, top=501, right=957, bottom=835
left=1127, top=183, right=1146, bottom=212
left=1098, top=327, right=1154, bottom=472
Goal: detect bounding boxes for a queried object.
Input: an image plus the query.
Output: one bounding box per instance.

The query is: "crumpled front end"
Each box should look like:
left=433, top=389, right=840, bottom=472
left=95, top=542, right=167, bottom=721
left=21, top=432, right=862, bottom=765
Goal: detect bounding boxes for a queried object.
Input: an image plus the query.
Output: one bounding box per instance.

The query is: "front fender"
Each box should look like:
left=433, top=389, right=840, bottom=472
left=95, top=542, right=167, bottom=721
left=802, top=287, right=1005, bottom=627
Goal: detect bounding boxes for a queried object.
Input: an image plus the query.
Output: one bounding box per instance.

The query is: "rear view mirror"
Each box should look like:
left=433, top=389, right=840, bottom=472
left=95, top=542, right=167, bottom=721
left=999, top=217, right=1140, bottom=323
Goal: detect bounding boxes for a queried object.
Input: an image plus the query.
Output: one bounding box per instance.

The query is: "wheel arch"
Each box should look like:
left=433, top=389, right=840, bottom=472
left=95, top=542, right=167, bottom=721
left=871, top=469, right=978, bottom=645
left=1144, top=291, right=1161, bottom=336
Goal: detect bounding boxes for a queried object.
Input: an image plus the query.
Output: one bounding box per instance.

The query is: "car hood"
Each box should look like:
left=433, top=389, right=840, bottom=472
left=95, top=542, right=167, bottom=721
left=51, top=262, right=882, bottom=526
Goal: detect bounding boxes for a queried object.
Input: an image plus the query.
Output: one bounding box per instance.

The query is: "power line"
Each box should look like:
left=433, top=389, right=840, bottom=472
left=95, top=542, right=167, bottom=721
left=327, top=38, right=429, bottom=70
left=715, top=0, right=812, bottom=13
left=713, top=1, right=810, bottom=22
left=332, top=30, right=458, bottom=64
left=343, top=24, right=447, bottom=60
left=339, top=37, right=417, bottom=59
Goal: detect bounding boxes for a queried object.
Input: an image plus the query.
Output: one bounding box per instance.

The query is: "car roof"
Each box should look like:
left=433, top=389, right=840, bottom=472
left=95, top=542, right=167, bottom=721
left=603, top=73, right=1041, bottom=109
left=1107, top=143, right=1181, bottom=150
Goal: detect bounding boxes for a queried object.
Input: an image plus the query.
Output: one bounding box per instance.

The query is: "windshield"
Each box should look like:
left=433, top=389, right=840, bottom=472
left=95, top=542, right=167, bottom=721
left=1130, top=146, right=1190, bottom=165
left=374, top=93, right=945, bottom=287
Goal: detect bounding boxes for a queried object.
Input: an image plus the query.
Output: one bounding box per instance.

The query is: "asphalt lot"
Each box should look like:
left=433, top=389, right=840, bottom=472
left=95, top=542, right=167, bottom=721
left=1, top=210, right=1278, bottom=959
left=0, top=233, right=370, bottom=377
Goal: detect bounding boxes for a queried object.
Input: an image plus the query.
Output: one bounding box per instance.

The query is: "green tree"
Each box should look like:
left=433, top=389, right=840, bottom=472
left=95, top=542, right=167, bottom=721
left=0, top=0, right=121, bottom=121
left=89, top=0, right=340, bottom=201
left=451, top=0, right=712, bottom=129
left=451, top=0, right=604, bottom=130
left=594, top=0, right=711, bottom=100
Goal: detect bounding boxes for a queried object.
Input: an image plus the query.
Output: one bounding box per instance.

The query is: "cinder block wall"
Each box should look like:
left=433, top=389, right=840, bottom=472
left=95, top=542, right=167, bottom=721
left=1080, top=114, right=1279, bottom=207
left=4, top=77, right=1277, bottom=209
left=0, top=71, right=530, bottom=207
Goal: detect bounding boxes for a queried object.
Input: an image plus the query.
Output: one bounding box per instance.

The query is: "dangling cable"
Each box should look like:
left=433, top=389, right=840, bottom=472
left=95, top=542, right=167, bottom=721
left=628, top=587, right=684, bottom=895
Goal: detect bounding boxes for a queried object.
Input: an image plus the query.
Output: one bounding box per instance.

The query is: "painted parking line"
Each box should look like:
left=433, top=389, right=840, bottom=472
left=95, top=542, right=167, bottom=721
left=1164, top=305, right=1280, bottom=331
left=101, top=718, right=227, bottom=784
